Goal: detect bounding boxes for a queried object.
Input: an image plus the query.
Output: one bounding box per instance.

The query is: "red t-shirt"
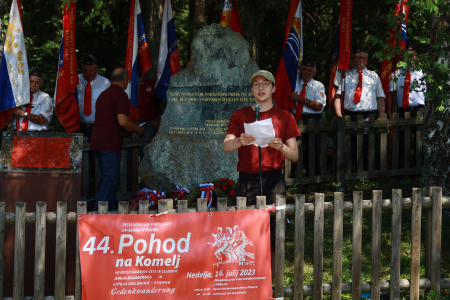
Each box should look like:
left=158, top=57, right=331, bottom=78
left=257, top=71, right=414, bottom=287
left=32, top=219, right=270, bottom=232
left=90, top=84, right=130, bottom=153
left=139, top=79, right=162, bottom=120
left=226, top=106, right=301, bottom=173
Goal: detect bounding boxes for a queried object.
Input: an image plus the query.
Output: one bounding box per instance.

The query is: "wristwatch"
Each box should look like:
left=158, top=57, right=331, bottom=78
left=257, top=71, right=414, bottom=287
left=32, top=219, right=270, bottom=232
left=23, top=112, right=28, bottom=118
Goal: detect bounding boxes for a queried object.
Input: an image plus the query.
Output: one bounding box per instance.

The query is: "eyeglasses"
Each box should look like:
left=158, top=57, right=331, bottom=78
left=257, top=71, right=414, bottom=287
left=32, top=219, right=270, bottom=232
left=353, top=55, right=368, bottom=60
left=127, top=79, right=131, bottom=83
left=252, top=82, right=271, bottom=89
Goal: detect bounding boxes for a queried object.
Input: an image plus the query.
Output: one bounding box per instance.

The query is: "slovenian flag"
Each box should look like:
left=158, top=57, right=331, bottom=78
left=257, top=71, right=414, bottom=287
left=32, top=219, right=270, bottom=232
left=0, top=0, right=29, bottom=128
left=220, top=0, right=243, bottom=35
left=154, top=0, right=180, bottom=103
left=273, top=0, right=303, bottom=112
left=54, top=1, right=80, bottom=133
left=125, top=0, right=152, bottom=108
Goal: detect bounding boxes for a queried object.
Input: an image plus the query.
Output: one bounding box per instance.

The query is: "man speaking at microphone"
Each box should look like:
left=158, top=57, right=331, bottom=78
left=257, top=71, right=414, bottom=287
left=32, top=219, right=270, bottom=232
left=223, top=70, right=300, bottom=266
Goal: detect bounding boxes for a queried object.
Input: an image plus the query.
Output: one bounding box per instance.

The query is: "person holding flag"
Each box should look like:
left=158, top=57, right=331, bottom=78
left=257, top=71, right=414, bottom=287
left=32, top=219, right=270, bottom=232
left=0, top=0, right=29, bottom=129
left=8, top=68, right=52, bottom=132
left=220, top=0, right=243, bottom=35
left=154, top=0, right=180, bottom=103
left=288, top=58, right=325, bottom=175
left=334, top=44, right=385, bottom=171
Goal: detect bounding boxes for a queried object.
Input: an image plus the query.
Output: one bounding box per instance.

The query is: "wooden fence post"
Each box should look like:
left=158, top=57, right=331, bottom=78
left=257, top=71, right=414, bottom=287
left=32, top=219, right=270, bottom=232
left=197, top=198, right=207, bottom=212
left=313, top=193, right=324, bottom=300
left=332, top=192, right=344, bottom=300
left=177, top=200, right=189, bottom=213
left=352, top=191, right=363, bottom=299
left=76, top=201, right=87, bottom=300
left=139, top=200, right=149, bottom=214
left=0, top=203, right=4, bottom=300
left=13, top=202, right=25, bottom=300
left=424, top=186, right=432, bottom=298
left=274, top=195, right=286, bottom=298
left=294, top=194, right=305, bottom=300
left=410, top=187, right=422, bottom=299
left=371, top=190, right=383, bottom=300
left=54, top=202, right=67, bottom=300
left=390, top=189, right=402, bottom=299
left=82, top=137, right=89, bottom=197
left=379, top=114, right=387, bottom=171
left=34, top=202, right=47, bottom=300
left=217, top=198, right=228, bottom=211
left=297, top=121, right=304, bottom=181
left=158, top=199, right=173, bottom=213
left=336, top=117, right=345, bottom=183
left=118, top=201, right=129, bottom=214
left=98, top=201, right=108, bottom=214
left=431, top=186, right=442, bottom=296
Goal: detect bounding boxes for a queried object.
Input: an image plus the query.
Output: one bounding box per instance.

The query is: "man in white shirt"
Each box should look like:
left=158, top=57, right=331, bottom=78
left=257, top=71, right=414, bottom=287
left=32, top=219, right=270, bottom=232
left=334, top=44, right=386, bottom=171
left=8, top=68, right=53, bottom=132
left=387, top=42, right=425, bottom=119
left=289, top=58, right=326, bottom=175
left=387, top=42, right=425, bottom=167
left=77, top=54, right=111, bottom=140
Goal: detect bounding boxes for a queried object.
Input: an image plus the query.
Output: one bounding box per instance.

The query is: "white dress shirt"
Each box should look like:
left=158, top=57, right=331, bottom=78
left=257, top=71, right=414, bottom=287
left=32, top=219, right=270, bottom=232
left=389, top=68, right=426, bottom=108
left=336, top=68, right=385, bottom=112
left=77, top=73, right=111, bottom=124
left=292, top=78, right=326, bottom=115
left=12, top=90, right=53, bottom=132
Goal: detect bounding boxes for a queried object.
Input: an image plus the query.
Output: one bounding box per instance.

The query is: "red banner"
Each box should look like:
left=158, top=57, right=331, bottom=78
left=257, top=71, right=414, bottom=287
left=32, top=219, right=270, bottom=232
left=338, top=0, right=352, bottom=70
left=11, top=137, right=71, bottom=168
left=55, top=1, right=80, bottom=133
left=79, top=210, right=272, bottom=299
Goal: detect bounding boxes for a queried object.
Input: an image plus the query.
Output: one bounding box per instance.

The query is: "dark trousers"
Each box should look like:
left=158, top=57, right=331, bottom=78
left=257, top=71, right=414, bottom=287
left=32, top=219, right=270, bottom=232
left=235, top=169, right=285, bottom=250
left=302, top=114, right=322, bottom=176
left=344, top=110, right=377, bottom=171
left=397, top=105, right=424, bottom=168
left=94, top=150, right=122, bottom=211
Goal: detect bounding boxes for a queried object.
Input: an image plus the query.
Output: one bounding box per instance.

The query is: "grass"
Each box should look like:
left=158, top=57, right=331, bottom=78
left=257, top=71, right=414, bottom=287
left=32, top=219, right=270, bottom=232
left=283, top=176, right=450, bottom=299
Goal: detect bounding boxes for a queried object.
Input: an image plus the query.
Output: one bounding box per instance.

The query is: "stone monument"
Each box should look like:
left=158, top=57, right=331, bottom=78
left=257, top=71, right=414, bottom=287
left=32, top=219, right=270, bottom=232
left=139, top=24, right=259, bottom=191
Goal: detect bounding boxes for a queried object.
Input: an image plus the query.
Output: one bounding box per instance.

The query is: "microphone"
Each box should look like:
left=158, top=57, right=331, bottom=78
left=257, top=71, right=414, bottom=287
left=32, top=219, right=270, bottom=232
left=254, top=104, right=261, bottom=121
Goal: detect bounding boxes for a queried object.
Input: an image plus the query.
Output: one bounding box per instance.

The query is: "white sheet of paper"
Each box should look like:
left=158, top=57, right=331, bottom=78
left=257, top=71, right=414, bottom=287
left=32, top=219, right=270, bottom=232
left=244, top=118, right=275, bottom=147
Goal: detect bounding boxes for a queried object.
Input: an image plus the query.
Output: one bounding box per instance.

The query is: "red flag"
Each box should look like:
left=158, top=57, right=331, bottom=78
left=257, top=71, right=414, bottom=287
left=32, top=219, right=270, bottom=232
left=54, top=1, right=80, bottom=133
left=380, top=1, right=409, bottom=98
left=220, top=0, right=243, bottom=35
left=273, top=0, right=303, bottom=112
left=338, top=0, right=353, bottom=70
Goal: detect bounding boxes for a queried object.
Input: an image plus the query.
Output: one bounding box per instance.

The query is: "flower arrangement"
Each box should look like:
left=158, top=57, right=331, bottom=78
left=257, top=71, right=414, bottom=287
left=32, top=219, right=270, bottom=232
left=213, top=177, right=236, bottom=198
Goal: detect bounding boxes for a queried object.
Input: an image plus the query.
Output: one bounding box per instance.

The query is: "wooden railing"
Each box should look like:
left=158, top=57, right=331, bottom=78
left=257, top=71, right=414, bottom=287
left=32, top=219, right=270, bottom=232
left=285, top=112, right=423, bottom=185
left=1, top=186, right=449, bottom=299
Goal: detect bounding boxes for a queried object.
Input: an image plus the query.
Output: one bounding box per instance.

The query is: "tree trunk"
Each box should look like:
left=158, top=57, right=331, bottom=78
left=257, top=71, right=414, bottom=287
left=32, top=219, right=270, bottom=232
left=143, top=0, right=164, bottom=80
left=190, top=0, right=206, bottom=24
left=239, top=1, right=261, bottom=65
left=422, top=13, right=450, bottom=195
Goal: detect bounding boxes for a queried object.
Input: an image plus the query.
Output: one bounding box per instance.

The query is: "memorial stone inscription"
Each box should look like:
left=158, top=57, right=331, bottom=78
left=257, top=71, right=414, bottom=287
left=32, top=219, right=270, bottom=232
left=164, top=88, right=254, bottom=138
left=140, top=24, right=260, bottom=192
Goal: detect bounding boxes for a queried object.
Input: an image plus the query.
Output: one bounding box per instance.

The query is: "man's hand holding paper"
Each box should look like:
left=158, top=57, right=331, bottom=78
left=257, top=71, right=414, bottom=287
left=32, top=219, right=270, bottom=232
left=243, top=118, right=276, bottom=148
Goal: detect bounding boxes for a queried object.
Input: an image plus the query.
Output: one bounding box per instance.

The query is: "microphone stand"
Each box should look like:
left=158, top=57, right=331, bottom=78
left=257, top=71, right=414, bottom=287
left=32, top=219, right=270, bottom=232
left=255, top=108, right=263, bottom=196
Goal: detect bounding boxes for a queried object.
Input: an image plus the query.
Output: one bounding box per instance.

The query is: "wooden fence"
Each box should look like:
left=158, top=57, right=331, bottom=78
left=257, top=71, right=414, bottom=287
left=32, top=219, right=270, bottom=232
left=285, top=112, right=423, bottom=185
left=1, top=186, right=449, bottom=299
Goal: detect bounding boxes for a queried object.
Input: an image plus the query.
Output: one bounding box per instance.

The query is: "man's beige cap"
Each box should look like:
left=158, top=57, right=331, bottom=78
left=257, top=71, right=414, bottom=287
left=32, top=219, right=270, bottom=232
left=250, top=70, right=276, bottom=85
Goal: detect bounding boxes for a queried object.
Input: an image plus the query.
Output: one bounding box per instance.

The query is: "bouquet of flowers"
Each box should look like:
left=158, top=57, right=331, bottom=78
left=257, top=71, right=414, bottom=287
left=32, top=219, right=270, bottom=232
left=213, top=177, right=236, bottom=198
